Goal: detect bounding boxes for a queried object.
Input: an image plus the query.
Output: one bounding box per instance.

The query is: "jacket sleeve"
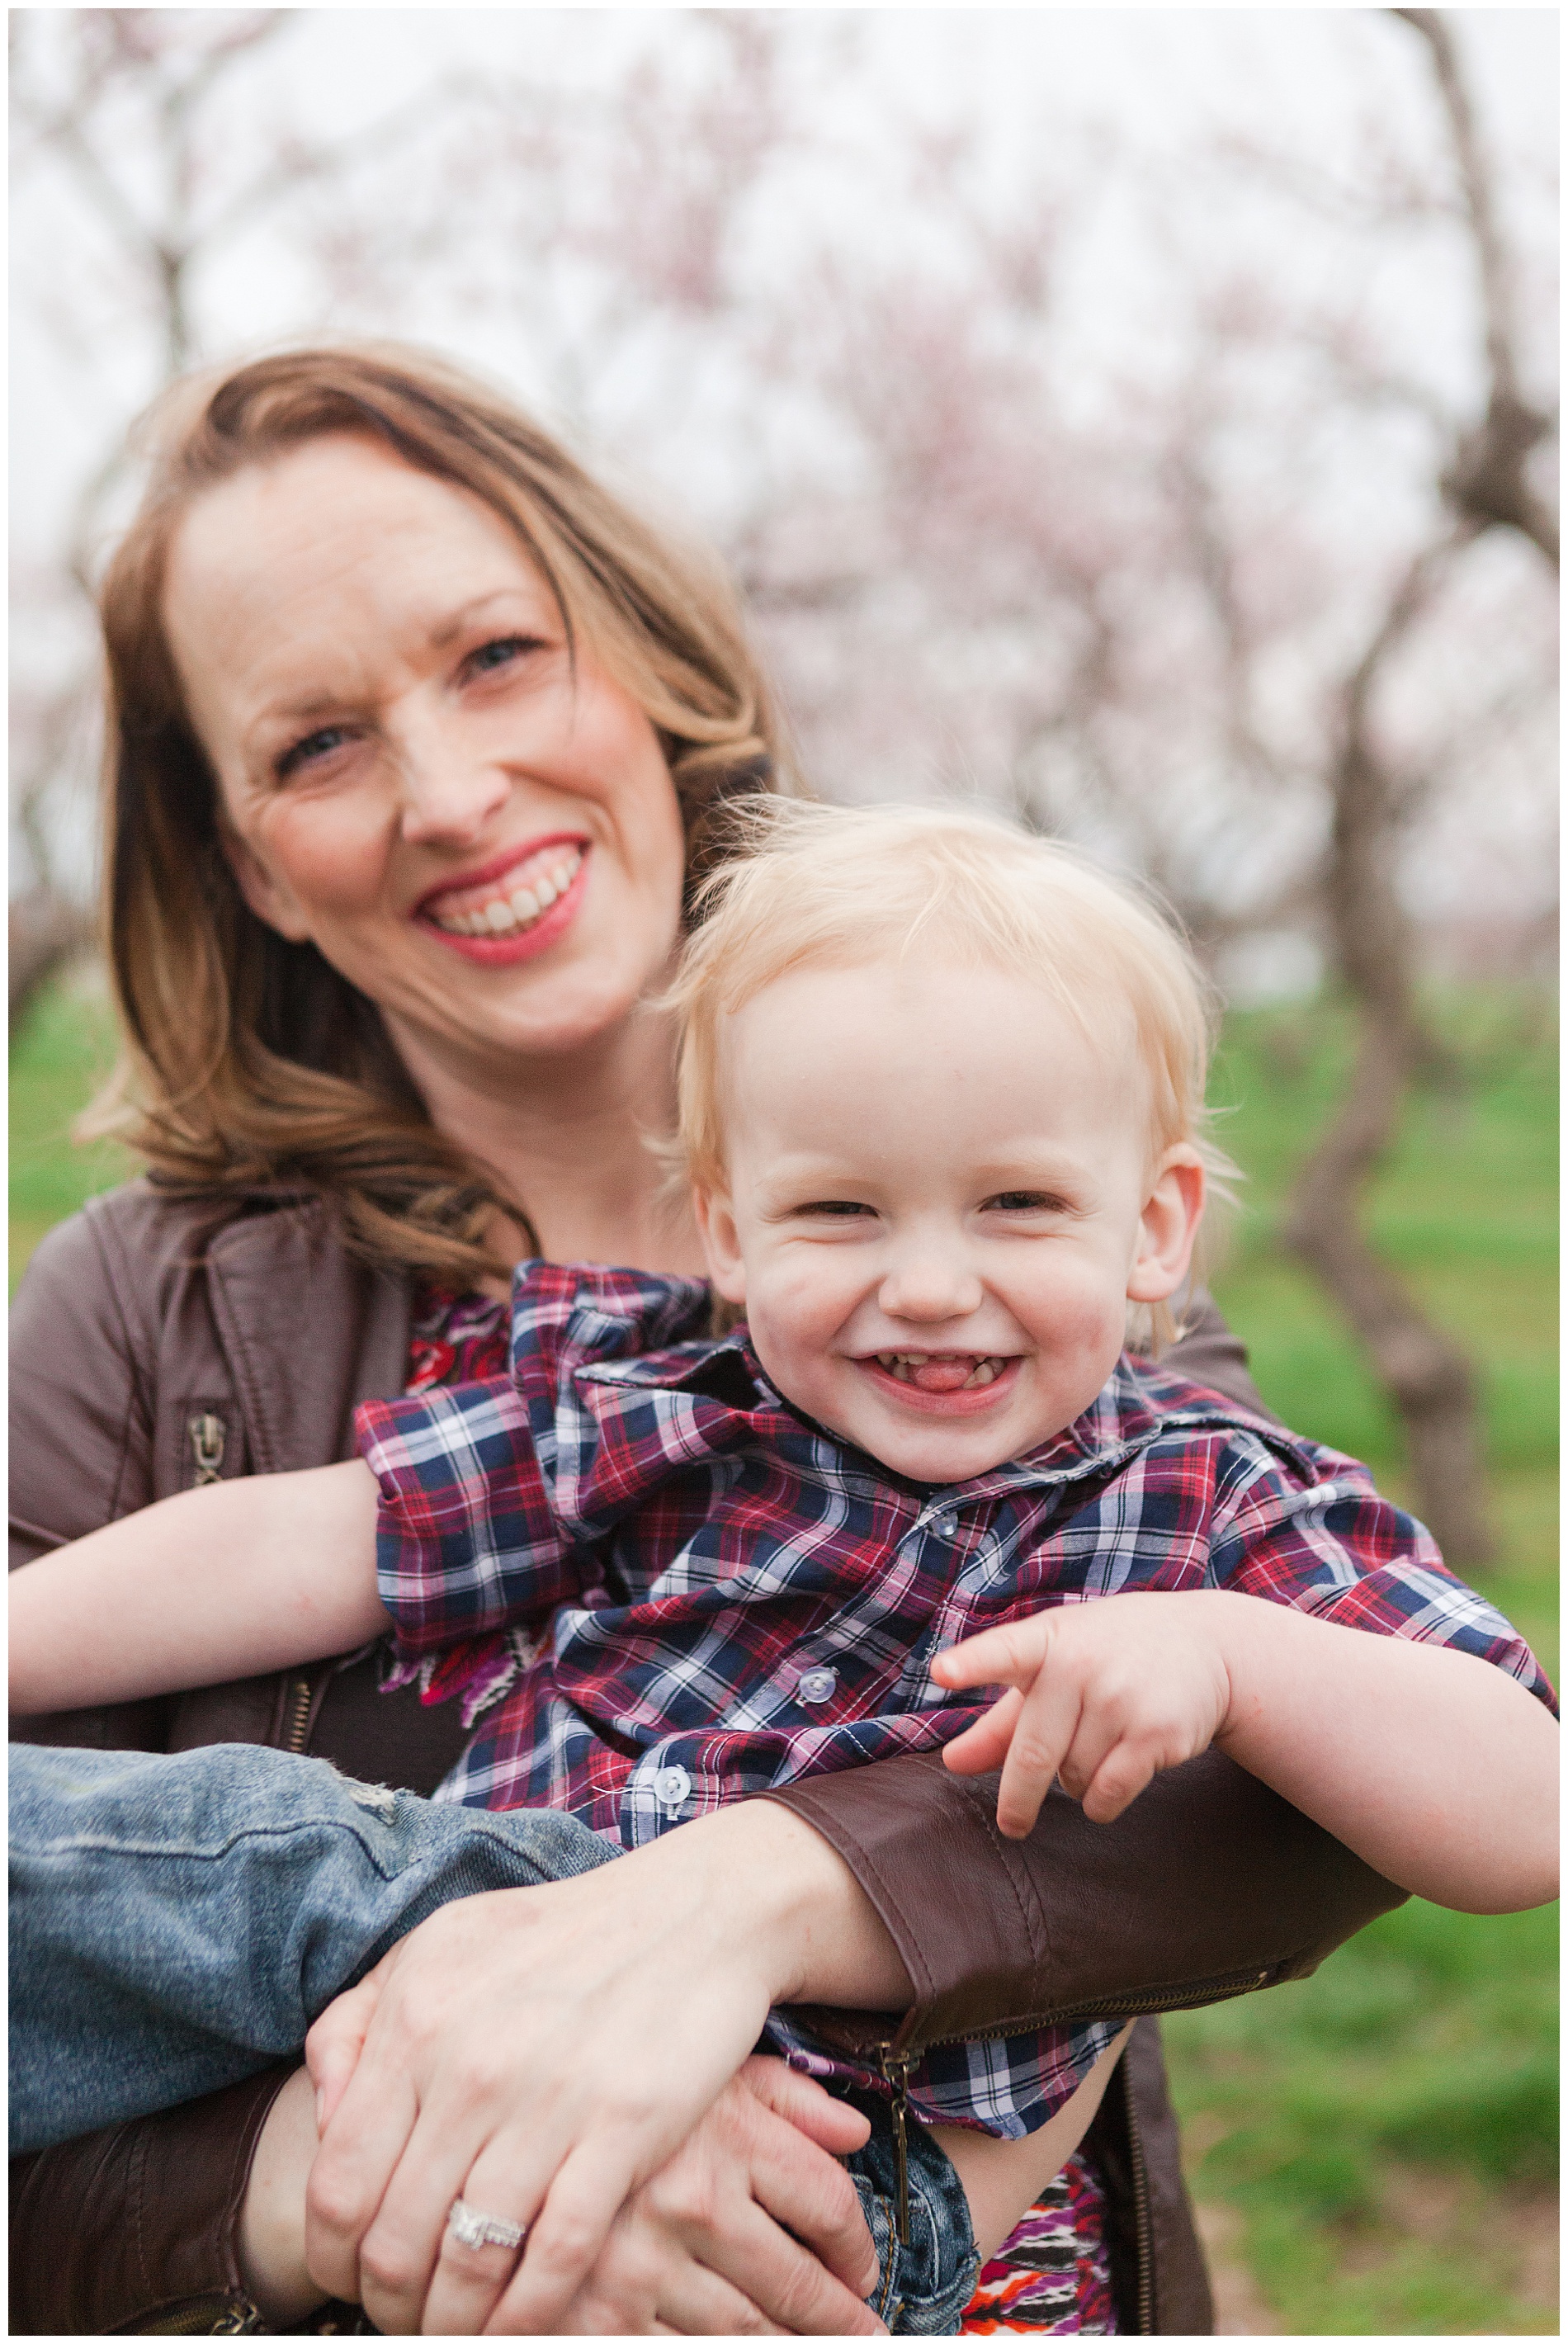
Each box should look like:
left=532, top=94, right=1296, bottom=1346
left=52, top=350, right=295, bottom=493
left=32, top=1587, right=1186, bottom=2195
left=763, top=1746, right=1407, bottom=2059
left=9, top=1204, right=153, bottom=1565
left=9, top=1202, right=176, bottom=1755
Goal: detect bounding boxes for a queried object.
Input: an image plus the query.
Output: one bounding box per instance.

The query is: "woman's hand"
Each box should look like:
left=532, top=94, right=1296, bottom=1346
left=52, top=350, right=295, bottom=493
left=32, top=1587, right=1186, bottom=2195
left=301, top=1800, right=909, bottom=2335
left=238, top=2055, right=883, bottom=2337
left=555, top=2058, right=882, bottom=2335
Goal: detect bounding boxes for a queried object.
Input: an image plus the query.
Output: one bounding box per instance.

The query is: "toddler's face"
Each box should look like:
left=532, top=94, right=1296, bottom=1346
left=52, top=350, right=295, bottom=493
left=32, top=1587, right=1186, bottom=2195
left=696, top=959, right=1204, bottom=1484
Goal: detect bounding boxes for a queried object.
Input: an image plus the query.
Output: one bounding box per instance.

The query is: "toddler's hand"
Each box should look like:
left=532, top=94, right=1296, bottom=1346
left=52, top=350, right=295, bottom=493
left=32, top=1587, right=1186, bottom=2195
left=932, top=1590, right=1237, bottom=1837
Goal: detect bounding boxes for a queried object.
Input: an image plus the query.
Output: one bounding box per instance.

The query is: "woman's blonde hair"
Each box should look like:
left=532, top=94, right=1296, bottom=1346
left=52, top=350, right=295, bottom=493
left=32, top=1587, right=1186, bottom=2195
left=88, top=343, right=786, bottom=1282
left=665, top=799, right=1237, bottom=1352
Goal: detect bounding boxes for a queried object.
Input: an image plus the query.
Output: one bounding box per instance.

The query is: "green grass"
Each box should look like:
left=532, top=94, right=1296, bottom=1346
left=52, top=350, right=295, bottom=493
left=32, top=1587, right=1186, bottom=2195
left=9, top=966, right=134, bottom=1292
left=9, top=975, right=1559, bottom=2332
left=1165, top=991, right=1559, bottom=2334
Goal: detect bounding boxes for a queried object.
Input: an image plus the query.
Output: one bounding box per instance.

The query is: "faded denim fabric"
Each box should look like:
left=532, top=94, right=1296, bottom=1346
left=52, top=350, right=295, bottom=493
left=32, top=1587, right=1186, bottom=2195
left=9, top=1741, right=616, bottom=2154
left=840, top=2088, right=981, bottom=2335
left=10, top=1740, right=981, bottom=2329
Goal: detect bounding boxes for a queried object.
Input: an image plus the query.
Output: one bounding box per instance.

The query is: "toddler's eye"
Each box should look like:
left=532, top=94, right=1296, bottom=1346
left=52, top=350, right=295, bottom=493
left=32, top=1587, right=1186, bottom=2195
left=798, top=1199, right=876, bottom=1218
left=984, top=1190, right=1065, bottom=1213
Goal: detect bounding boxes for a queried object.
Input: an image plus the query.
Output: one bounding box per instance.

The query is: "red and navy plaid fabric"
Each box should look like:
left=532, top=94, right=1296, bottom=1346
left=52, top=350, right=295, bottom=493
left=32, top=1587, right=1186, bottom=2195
left=358, top=1261, right=1553, bottom=2138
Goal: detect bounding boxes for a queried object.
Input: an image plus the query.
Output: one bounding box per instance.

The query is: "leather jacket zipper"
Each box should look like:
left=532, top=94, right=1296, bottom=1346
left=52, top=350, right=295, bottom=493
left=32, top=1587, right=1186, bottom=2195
left=187, top=1412, right=227, bottom=1487
left=1125, top=2068, right=1155, bottom=2334
left=282, top=1674, right=314, bottom=1755
left=124, top=2292, right=264, bottom=2334
left=876, top=2045, right=915, bottom=2244
left=876, top=1959, right=1275, bottom=2053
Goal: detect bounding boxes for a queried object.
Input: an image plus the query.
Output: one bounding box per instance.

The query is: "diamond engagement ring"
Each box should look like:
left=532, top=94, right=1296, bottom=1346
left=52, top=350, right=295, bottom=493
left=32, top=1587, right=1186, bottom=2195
left=447, top=2196, right=529, bottom=2252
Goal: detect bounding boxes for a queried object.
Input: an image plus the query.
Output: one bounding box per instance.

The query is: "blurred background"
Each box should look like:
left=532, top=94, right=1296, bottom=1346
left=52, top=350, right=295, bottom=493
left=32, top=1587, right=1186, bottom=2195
left=9, top=10, right=1557, bottom=2331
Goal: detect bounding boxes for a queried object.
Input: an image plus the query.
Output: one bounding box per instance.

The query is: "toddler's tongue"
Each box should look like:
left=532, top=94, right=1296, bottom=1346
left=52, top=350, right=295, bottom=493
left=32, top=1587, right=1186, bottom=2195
left=909, top=1355, right=981, bottom=1393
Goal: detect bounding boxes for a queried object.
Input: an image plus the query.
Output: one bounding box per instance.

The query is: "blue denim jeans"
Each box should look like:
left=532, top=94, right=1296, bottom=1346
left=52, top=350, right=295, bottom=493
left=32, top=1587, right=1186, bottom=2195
left=10, top=1740, right=978, bottom=2333
left=8, top=1741, right=617, bottom=2155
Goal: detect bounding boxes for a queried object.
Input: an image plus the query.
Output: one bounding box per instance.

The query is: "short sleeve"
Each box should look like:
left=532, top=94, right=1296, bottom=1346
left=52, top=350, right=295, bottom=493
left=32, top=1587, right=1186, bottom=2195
left=1209, top=1439, right=1556, bottom=1712
left=357, top=1374, right=583, bottom=1654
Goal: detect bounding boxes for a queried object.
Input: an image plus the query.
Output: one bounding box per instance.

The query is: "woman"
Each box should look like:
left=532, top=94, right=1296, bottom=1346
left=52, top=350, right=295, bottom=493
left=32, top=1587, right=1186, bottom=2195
left=9, top=346, right=1402, bottom=2336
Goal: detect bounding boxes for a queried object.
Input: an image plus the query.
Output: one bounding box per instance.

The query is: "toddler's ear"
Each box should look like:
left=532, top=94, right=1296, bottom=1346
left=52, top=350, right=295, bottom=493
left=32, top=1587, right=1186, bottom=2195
left=1126, top=1150, right=1206, bottom=1302
left=692, top=1187, right=748, bottom=1304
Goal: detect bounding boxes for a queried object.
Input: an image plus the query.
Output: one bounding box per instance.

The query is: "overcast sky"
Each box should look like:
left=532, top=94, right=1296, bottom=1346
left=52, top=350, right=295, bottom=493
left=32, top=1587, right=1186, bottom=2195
left=12, top=7, right=1557, bottom=558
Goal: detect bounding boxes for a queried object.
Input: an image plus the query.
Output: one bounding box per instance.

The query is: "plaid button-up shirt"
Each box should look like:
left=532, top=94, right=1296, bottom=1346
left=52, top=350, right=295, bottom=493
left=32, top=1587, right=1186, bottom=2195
left=357, top=1262, right=1551, bottom=2137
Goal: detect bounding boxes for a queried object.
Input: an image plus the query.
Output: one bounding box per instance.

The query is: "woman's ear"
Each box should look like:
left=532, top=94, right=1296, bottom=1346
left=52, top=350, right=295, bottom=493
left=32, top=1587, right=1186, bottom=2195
left=1126, top=1149, right=1206, bottom=1302
left=692, top=1186, right=747, bottom=1304
left=218, top=824, right=314, bottom=944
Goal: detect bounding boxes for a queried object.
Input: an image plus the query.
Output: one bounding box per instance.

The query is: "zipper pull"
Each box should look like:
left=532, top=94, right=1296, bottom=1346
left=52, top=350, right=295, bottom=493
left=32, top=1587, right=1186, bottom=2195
left=188, top=1411, right=227, bottom=1487
left=876, top=2046, right=915, bottom=2246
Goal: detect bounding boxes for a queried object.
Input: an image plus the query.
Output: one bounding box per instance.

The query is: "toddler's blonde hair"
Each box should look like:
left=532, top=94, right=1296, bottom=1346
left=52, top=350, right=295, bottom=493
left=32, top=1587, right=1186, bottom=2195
left=665, top=799, right=1236, bottom=1352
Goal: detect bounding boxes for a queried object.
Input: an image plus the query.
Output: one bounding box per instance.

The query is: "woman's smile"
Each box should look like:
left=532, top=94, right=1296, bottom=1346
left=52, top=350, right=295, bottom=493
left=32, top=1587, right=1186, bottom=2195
left=415, top=834, right=591, bottom=962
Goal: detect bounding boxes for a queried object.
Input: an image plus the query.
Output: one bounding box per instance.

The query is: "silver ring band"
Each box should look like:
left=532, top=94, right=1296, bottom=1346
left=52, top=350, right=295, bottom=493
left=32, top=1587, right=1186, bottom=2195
left=448, top=2196, right=528, bottom=2253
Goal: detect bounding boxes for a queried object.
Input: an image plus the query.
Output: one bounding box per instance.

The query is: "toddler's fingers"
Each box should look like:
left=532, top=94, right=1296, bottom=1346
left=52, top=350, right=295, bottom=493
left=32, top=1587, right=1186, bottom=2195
left=991, top=1673, right=1087, bottom=1839
left=941, top=1687, right=1025, bottom=1776
left=931, top=1618, right=1053, bottom=1693
left=1080, top=1738, right=1162, bottom=1826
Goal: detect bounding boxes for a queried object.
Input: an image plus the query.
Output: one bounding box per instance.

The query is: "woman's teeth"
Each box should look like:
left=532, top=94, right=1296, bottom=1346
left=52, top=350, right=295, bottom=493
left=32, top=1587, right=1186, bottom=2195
left=428, top=845, right=584, bottom=938
left=875, top=1353, right=1007, bottom=1392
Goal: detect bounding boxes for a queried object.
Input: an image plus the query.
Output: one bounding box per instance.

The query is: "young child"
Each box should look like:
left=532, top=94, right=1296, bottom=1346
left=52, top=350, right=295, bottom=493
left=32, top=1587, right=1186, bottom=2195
left=11, top=804, right=1556, bottom=2335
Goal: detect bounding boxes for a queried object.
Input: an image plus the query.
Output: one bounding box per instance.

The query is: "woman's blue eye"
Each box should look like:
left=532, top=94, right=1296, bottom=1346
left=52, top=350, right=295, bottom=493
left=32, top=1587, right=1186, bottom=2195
left=276, top=726, right=351, bottom=780
left=467, top=636, right=536, bottom=676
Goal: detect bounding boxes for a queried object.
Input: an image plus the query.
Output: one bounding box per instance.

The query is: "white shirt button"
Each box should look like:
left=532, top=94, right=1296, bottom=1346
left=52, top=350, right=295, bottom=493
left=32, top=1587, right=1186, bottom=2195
left=932, top=1513, right=956, bottom=1537
left=797, top=1667, right=838, bottom=1705
left=653, top=1764, right=692, bottom=1814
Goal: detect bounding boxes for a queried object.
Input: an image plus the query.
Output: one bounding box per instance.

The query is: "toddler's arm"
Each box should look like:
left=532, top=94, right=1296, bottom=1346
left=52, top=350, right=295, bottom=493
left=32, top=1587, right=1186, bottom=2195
left=933, top=1590, right=1558, bottom=1915
left=8, top=1460, right=385, bottom=1715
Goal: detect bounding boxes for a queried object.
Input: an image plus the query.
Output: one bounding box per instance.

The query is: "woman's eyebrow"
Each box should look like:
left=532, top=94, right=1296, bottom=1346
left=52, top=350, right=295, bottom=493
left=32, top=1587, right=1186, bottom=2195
left=427, top=589, right=543, bottom=648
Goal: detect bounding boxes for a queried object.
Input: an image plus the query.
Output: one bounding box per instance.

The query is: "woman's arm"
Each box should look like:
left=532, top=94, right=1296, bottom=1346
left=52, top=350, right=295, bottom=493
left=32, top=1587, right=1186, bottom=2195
left=9, top=1460, right=385, bottom=1713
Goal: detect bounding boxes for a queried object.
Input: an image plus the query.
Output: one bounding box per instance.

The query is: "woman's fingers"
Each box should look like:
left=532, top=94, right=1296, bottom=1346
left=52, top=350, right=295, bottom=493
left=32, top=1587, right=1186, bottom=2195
left=303, top=1955, right=388, bottom=2133
left=736, top=2053, right=871, bottom=2157
left=303, top=2055, right=418, bottom=2305
left=545, top=2070, right=884, bottom=2337
left=482, top=2137, right=640, bottom=2333
left=564, top=2249, right=789, bottom=2336
left=358, top=2133, right=524, bottom=2333
left=720, top=2082, right=879, bottom=2302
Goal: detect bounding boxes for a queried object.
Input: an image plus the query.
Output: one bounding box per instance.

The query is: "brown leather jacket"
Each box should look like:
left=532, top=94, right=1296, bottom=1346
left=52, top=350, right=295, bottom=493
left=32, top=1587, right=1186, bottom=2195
left=9, top=1185, right=1408, bottom=2336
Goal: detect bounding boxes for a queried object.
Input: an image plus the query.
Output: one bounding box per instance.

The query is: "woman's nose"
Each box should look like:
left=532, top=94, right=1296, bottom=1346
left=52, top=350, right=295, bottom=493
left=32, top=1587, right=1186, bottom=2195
left=391, top=713, right=511, bottom=845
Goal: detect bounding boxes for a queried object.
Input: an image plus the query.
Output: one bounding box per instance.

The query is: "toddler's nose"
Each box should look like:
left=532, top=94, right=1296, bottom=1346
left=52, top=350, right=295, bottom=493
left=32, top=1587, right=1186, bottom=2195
left=877, top=1245, right=984, bottom=1326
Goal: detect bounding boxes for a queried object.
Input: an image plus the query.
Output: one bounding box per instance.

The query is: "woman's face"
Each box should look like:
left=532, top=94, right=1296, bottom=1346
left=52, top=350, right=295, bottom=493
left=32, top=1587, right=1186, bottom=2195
left=161, top=433, right=688, bottom=1079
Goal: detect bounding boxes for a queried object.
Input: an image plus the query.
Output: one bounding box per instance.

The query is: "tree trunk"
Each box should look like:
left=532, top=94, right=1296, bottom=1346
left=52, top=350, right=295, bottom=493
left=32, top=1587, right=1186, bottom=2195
left=1282, top=530, right=1494, bottom=1569
left=9, top=891, right=94, bottom=1033
left=1284, top=1014, right=1492, bottom=1566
